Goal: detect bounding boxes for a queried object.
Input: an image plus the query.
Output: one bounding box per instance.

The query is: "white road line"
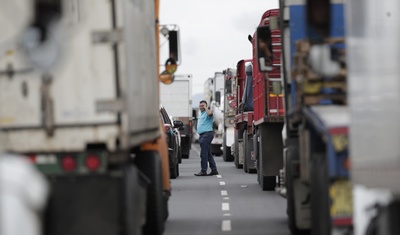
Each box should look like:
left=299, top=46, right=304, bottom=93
left=221, top=190, right=228, bottom=196
left=222, top=202, right=230, bottom=211
left=219, top=181, right=226, bottom=186
left=223, top=197, right=230, bottom=200
left=223, top=213, right=231, bottom=216
left=217, top=175, right=222, bottom=178
left=222, top=220, right=231, bottom=231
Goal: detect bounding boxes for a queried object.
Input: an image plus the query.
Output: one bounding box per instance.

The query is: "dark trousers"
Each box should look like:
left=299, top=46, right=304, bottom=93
left=199, top=132, right=217, bottom=172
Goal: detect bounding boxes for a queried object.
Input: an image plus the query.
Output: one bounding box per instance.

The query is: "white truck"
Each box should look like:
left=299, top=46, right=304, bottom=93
left=160, top=74, right=193, bottom=158
left=222, top=68, right=236, bottom=162
left=203, top=72, right=225, bottom=156
left=0, top=1, right=177, bottom=235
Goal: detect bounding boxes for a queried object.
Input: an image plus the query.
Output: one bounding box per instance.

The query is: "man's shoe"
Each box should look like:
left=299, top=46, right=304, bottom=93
left=194, top=171, right=207, bottom=176
left=207, top=171, right=219, bottom=176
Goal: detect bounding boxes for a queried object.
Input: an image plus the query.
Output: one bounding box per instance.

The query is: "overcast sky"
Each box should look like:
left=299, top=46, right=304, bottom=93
left=159, top=0, right=279, bottom=97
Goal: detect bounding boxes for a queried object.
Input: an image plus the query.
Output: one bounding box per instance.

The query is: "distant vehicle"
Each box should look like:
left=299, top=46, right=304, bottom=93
left=160, top=74, right=193, bottom=158
left=203, top=72, right=225, bottom=156
left=160, top=106, right=183, bottom=179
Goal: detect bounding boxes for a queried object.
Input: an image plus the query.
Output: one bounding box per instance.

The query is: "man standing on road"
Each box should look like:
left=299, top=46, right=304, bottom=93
left=194, top=100, right=219, bottom=176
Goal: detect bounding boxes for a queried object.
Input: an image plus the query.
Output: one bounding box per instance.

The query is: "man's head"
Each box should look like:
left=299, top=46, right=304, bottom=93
left=199, top=100, right=207, bottom=112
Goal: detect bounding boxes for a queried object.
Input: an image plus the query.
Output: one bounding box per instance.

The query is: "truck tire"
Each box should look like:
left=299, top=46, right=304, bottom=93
left=310, top=153, right=330, bottom=235
left=134, top=151, right=165, bottom=235
left=244, top=130, right=256, bottom=174
left=286, top=146, right=310, bottom=235
left=178, top=145, right=182, bottom=163
left=182, top=154, right=189, bottom=159
left=243, top=130, right=249, bottom=173
left=170, top=163, right=178, bottom=179
left=234, top=130, right=242, bottom=168
left=223, top=131, right=234, bottom=162
left=258, top=139, right=276, bottom=190
left=257, top=123, right=283, bottom=191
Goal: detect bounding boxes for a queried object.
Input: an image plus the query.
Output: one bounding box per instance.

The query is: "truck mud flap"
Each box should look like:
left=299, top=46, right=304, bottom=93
left=44, top=165, right=147, bottom=235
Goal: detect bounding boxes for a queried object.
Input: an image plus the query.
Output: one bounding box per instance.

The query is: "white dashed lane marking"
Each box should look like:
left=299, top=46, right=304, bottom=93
left=221, top=190, right=228, bottom=196
left=222, top=203, right=230, bottom=211
left=219, top=181, right=226, bottom=186
left=217, top=175, right=222, bottom=178
left=222, top=220, right=232, bottom=231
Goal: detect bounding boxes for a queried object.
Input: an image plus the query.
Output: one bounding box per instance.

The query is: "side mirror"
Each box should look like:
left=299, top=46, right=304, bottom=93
left=192, top=109, right=197, bottom=119
left=215, top=91, right=221, bottom=107
left=168, top=30, right=180, bottom=63
left=173, top=120, right=184, bottom=129
left=256, top=26, right=273, bottom=72
left=225, top=80, right=232, bottom=94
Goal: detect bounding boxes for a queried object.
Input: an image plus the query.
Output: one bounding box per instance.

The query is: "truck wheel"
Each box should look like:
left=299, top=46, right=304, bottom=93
left=170, top=163, right=178, bottom=179
left=286, top=146, right=310, bottom=235
left=134, top=151, right=165, bottom=235
left=261, top=176, right=276, bottom=191
left=243, top=130, right=249, bottom=173
left=310, top=153, right=330, bottom=235
left=234, top=131, right=240, bottom=168
left=182, top=154, right=189, bottom=159
left=258, top=138, right=276, bottom=190
left=178, top=146, right=182, bottom=163
left=223, top=131, right=234, bottom=162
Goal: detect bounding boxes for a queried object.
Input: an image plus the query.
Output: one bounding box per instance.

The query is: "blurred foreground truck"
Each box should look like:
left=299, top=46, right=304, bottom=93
left=347, top=0, right=400, bottom=234
left=265, top=0, right=351, bottom=234
left=0, top=0, right=179, bottom=235
left=160, top=74, right=193, bottom=159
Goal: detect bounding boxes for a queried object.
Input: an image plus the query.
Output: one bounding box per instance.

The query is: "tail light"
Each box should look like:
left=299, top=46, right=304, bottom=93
left=85, top=155, right=101, bottom=171
left=61, top=156, right=76, bottom=172
left=28, top=155, right=36, bottom=163
left=164, top=124, right=171, bottom=132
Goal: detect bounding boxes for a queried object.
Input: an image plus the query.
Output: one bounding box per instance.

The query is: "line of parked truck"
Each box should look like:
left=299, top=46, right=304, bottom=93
left=204, top=0, right=400, bottom=234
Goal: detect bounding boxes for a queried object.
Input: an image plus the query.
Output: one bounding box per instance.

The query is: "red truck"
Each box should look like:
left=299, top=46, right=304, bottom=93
left=251, top=9, right=285, bottom=190
left=233, top=59, right=257, bottom=173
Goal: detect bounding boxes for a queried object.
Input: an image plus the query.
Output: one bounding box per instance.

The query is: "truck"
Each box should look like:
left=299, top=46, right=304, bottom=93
left=232, top=59, right=257, bottom=173
left=203, top=72, right=225, bottom=156
left=250, top=9, right=285, bottom=190
left=222, top=68, right=236, bottom=162
left=346, top=1, right=400, bottom=234
left=257, top=1, right=351, bottom=234
left=0, top=1, right=179, bottom=235
left=160, top=74, right=193, bottom=159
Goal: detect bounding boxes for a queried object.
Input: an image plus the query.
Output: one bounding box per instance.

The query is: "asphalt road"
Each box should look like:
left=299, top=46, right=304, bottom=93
left=164, top=143, right=292, bottom=235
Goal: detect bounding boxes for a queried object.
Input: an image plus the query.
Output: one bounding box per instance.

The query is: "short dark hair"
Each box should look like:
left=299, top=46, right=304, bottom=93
left=200, top=100, right=207, bottom=105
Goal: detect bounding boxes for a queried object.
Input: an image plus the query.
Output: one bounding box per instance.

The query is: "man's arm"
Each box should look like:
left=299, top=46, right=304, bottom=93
left=205, top=103, right=213, bottom=117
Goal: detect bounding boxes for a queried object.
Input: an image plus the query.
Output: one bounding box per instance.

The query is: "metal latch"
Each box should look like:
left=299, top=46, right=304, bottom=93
left=92, top=29, right=122, bottom=44
left=96, top=98, right=125, bottom=113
